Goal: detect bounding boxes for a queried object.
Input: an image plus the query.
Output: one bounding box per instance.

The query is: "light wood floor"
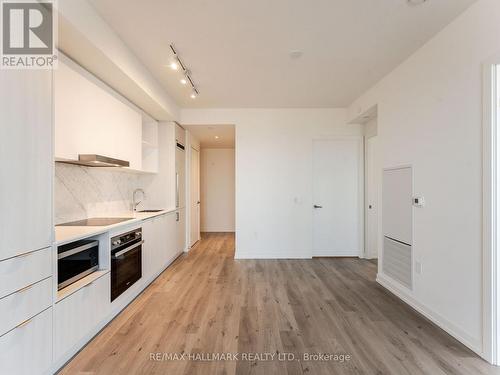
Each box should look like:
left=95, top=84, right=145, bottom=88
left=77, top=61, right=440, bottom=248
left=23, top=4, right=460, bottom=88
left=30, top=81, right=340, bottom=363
left=61, top=232, right=500, bottom=375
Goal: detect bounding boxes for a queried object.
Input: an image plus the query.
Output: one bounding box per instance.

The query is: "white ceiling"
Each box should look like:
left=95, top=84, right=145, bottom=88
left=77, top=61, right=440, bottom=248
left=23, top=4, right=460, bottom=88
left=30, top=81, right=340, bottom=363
left=89, top=0, right=476, bottom=108
left=184, top=125, right=235, bottom=148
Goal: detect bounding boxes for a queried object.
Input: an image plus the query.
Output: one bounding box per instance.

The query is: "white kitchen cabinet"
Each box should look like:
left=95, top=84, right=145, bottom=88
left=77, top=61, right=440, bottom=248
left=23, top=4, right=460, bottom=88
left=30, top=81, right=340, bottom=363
left=142, top=213, right=178, bottom=282
left=142, top=215, right=164, bottom=281
left=156, top=214, right=168, bottom=266
left=54, top=273, right=110, bottom=361
left=55, top=56, right=143, bottom=170
left=142, top=115, right=159, bottom=173
left=0, top=277, right=52, bottom=337
left=0, top=69, right=53, bottom=261
left=176, top=147, right=186, bottom=209
left=157, top=213, right=178, bottom=266
left=0, top=307, right=52, bottom=375
left=164, top=212, right=178, bottom=263
left=142, top=217, right=156, bottom=282
left=0, top=247, right=52, bottom=299
left=176, top=208, right=186, bottom=253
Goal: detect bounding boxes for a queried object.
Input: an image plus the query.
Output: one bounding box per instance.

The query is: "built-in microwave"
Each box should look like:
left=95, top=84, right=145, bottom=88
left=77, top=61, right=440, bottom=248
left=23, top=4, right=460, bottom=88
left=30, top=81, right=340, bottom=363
left=57, top=239, right=99, bottom=290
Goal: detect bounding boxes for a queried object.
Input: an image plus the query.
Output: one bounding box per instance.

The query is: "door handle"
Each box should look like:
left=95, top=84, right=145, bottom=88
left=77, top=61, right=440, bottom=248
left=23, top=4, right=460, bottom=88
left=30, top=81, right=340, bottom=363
left=113, top=240, right=144, bottom=258
left=197, top=201, right=200, bottom=205
left=313, top=205, right=323, bottom=209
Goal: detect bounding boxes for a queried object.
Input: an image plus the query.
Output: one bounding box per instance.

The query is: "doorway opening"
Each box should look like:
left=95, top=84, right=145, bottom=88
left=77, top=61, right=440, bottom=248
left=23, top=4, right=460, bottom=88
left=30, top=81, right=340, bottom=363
left=347, top=105, right=379, bottom=261
left=184, top=125, right=236, bottom=251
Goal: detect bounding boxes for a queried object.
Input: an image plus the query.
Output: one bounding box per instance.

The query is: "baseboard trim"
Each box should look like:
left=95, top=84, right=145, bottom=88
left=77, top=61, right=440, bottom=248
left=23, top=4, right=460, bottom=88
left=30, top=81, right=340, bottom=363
left=234, top=251, right=311, bottom=260
left=376, top=273, right=483, bottom=358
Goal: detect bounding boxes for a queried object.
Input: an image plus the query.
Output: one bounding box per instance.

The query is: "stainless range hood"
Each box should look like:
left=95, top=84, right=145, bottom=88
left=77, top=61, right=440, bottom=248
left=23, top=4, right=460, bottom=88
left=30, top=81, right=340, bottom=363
left=57, top=154, right=130, bottom=168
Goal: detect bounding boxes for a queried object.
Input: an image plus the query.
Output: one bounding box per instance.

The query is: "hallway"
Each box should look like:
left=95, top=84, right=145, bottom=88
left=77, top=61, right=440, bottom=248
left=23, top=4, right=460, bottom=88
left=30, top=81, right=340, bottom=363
left=61, top=233, right=498, bottom=375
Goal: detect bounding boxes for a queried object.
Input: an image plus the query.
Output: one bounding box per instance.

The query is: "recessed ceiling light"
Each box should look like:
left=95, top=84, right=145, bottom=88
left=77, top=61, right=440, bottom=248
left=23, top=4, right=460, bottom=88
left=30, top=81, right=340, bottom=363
left=190, top=92, right=197, bottom=99
left=180, top=78, right=187, bottom=85
left=215, top=136, right=219, bottom=139
left=169, top=61, right=179, bottom=70
left=407, top=0, right=427, bottom=6
left=289, top=50, right=303, bottom=59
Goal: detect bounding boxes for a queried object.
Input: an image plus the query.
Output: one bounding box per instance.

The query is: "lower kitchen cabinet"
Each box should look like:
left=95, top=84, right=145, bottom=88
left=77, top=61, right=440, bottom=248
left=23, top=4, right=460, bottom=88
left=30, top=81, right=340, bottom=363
left=164, top=212, right=178, bottom=263
left=0, top=277, right=52, bottom=337
left=142, top=217, right=154, bottom=281
left=54, top=273, right=110, bottom=361
left=142, top=213, right=178, bottom=283
left=0, top=247, right=52, bottom=300
left=0, top=307, right=53, bottom=375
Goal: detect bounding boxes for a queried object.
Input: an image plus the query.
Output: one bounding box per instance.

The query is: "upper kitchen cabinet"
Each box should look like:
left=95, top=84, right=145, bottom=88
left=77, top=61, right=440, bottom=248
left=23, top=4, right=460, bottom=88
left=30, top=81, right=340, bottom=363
left=55, top=55, right=143, bottom=170
left=141, top=114, right=159, bottom=174
left=0, top=70, right=53, bottom=261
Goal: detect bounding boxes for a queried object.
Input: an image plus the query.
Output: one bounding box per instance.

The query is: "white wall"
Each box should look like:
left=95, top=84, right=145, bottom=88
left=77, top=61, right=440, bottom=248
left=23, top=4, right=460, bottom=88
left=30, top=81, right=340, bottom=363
left=200, top=149, right=235, bottom=232
left=181, top=109, right=363, bottom=258
left=348, top=0, right=500, bottom=356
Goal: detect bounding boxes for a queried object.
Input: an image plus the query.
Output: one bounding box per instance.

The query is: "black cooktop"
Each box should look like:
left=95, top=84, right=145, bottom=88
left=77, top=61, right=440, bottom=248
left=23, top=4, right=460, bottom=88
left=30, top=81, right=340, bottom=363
left=57, top=217, right=133, bottom=227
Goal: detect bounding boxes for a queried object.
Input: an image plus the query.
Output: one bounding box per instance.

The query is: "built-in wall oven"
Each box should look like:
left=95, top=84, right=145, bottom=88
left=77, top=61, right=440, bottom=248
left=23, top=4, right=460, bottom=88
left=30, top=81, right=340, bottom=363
left=111, top=228, right=143, bottom=301
left=58, top=240, right=99, bottom=290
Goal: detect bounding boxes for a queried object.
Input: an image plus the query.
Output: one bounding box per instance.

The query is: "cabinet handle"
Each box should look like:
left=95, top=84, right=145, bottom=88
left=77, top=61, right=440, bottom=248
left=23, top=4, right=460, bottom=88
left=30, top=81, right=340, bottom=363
left=17, top=284, right=33, bottom=293
left=16, top=317, right=33, bottom=329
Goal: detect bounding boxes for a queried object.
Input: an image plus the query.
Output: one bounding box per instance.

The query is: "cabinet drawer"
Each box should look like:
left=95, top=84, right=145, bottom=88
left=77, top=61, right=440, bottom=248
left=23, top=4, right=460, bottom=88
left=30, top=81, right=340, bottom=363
left=0, top=277, right=52, bottom=336
left=0, top=307, right=52, bottom=375
left=0, top=247, right=52, bottom=299
left=54, top=273, right=110, bottom=361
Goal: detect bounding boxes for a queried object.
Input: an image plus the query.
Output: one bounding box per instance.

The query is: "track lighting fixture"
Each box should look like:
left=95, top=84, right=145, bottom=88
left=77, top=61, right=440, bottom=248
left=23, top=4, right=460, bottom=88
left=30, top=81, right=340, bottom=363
left=169, top=44, right=199, bottom=99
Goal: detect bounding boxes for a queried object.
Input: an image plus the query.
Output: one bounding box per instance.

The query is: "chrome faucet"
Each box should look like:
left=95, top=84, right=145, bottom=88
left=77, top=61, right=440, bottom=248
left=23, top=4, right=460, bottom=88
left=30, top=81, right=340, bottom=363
left=132, top=188, right=146, bottom=211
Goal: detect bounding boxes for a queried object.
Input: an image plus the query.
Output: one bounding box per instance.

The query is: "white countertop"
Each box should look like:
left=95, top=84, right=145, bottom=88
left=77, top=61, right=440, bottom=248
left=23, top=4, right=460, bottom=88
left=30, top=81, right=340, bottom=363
left=54, top=208, right=177, bottom=245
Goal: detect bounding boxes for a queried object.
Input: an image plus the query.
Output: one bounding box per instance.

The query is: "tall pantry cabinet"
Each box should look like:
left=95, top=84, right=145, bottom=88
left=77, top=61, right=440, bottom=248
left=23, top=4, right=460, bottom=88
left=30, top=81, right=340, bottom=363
left=0, top=69, right=54, bottom=375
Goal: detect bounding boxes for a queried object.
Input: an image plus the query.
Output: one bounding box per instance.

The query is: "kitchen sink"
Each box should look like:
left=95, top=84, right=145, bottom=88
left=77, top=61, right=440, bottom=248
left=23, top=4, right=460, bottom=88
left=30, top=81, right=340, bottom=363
left=137, top=209, right=164, bottom=213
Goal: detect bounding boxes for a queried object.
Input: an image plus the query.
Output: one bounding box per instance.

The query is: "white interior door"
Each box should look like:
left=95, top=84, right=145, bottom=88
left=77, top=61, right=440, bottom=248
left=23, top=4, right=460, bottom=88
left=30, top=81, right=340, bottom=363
left=312, top=138, right=362, bottom=257
left=190, top=147, right=200, bottom=246
left=365, top=136, right=379, bottom=259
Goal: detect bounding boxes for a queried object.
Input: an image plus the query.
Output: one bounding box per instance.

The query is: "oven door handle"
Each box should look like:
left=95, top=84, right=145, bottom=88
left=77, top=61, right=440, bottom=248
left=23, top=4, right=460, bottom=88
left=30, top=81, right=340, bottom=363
left=113, top=240, right=144, bottom=258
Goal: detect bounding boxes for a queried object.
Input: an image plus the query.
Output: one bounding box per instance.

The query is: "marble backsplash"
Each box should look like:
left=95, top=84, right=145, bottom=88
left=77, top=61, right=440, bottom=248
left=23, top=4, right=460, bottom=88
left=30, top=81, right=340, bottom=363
left=54, top=163, right=155, bottom=224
